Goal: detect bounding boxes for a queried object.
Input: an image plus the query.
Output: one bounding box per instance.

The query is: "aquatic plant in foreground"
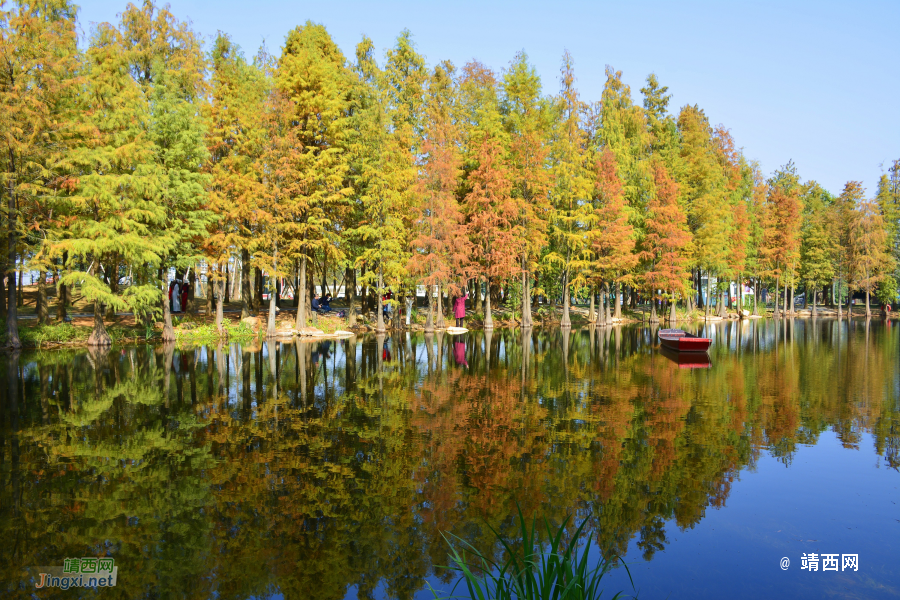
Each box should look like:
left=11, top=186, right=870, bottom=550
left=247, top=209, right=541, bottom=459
left=430, top=506, right=635, bottom=600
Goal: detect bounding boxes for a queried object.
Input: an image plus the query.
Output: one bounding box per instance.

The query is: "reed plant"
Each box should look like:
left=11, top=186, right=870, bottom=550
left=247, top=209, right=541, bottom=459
left=431, top=506, right=635, bottom=600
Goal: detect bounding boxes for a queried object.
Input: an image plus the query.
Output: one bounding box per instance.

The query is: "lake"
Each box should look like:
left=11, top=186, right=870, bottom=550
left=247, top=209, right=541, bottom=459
left=1, top=319, right=898, bottom=599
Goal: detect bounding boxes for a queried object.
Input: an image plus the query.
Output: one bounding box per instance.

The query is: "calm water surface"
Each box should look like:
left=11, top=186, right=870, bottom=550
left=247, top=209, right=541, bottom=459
left=1, top=320, right=898, bottom=599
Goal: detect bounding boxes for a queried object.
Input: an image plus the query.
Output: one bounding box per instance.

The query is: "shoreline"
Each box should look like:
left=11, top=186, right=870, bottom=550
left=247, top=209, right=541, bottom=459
left=7, top=305, right=895, bottom=351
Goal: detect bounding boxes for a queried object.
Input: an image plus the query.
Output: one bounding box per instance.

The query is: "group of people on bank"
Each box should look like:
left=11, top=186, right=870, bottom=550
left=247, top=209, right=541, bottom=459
left=168, top=280, right=191, bottom=313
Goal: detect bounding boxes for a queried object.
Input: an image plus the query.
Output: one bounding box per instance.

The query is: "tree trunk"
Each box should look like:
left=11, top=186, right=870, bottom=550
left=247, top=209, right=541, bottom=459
left=603, top=283, right=611, bottom=325
left=522, top=266, right=533, bottom=328
left=187, top=268, right=197, bottom=315
left=266, top=267, right=277, bottom=339
left=206, top=269, right=214, bottom=316
left=484, top=277, right=494, bottom=329
left=560, top=271, right=571, bottom=328
left=241, top=248, right=251, bottom=318
left=347, top=266, right=357, bottom=327
left=162, top=269, right=175, bottom=342
left=783, top=281, right=789, bottom=316
left=773, top=276, right=780, bottom=318
left=375, top=264, right=385, bottom=333
left=57, top=252, right=68, bottom=321
left=588, top=286, right=595, bottom=323
left=223, top=262, right=230, bottom=303
left=17, top=265, right=23, bottom=307
left=436, top=284, right=446, bottom=329
left=668, top=300, right=677, bottom=322
left=596, top=288, right=605, bottom=325
left=865, top=289, right=871, bottom=319
left=37, top=270, right=49, bottom=325
left=650, top=300, right=658, bottom=323
left=321, top=254, right=327, bottom=301
left=216, top=275, right=225, bottom=335
left=614, top=282, right=622, bottom=320
left=5, top=173, right=20, bottom=347
left=87, top=301, right=112, bottom=346
left=295, top=255, right=307, bottom=330
left=424, top=288, right=434, bottom=332
left=704, top=272, right=712, bottom=319
left=837, top=277, right=843, bottom=318
left=695, top=269, right=704, bottom=309
left=789, top=283, right=795, bottom=315
left=753, top=280, right=760, bottom=316
left=258, top=266, right=265, bottom=309
left=811, top=285, right=817, bottom=317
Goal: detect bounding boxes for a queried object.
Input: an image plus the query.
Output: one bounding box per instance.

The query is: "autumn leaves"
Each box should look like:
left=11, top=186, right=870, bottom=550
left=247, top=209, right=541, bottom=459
left=4, top=0, right=900, bottom=349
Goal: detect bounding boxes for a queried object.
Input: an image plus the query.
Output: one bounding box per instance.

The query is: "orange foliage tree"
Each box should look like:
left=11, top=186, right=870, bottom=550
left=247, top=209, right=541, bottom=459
left=641, top=163, right=692, bottom=321
left=590, top=148, right=637, bottom=323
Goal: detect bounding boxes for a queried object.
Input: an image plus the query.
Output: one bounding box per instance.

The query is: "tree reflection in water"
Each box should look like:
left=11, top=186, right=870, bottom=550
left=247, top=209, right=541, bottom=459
left=1, top=320, right=898, bottom=599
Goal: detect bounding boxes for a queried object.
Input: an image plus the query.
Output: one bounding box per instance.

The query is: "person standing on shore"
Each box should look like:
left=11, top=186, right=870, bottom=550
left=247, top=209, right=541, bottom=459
left=173, top=280, right=181, bottom=313
left=453, top=289, right=469, bottom=328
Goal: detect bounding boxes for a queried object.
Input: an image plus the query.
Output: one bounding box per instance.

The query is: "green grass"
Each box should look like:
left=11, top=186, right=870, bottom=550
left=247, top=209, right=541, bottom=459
left=431, top=506, right=635, bottom=600
left=18, top=322, right=91, bottom=346
left=174, top=319, right=258, bottom=342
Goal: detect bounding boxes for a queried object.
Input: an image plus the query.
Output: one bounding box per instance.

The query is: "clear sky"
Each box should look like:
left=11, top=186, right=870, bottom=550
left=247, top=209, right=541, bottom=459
left=72, top=0, right=899, bottom=197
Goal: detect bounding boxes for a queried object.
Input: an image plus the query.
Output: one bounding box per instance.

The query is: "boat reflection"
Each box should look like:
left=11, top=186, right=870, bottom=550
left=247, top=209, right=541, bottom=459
left=660, top=345, right=712, bottom=369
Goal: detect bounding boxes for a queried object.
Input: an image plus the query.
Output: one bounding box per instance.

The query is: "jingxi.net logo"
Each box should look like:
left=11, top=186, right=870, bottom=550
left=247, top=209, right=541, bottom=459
left=33, top=557, right=117, bottom=589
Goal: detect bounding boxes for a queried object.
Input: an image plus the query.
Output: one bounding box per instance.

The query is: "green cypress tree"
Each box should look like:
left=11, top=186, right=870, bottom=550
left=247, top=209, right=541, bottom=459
left=547, top=51, right=594, bottom=328
left=54, top=22, right=166, bottom=345
left=800, top=182, right=836, bottom=316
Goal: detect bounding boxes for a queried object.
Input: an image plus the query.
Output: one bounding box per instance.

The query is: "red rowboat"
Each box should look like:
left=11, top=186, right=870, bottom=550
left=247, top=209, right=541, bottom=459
left=658, top=328, right=712, bottom=352
left=660, top=345, right=712, bottom=369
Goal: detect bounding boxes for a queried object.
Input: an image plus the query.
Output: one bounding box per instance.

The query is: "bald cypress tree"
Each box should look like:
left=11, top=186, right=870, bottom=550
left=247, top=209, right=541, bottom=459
left=591, top=148, right=637, bottom=321
left=642, top=162, right=692, bottom=321
left=205, top=34, right=268, bottom=327
left=350, top=32, right=422, bottom=333
left=460, top=61, right=519, bottom=330
left=54, top=22, right=166, bottom=346
left=800, top=183, right=835, bottom=316
left=273, top=22, right=351, bottom=335
left=547, top=51, right=593, bottom=328
left=1, top=0, right=81, bottom=347
left=409, top=62, right=467, bottom=331
left=502, top=51, right=551, bottom=328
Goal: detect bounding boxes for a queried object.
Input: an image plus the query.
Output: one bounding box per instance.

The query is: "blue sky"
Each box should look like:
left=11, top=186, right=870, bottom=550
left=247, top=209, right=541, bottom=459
left=73, top=0, right=899, bottom=197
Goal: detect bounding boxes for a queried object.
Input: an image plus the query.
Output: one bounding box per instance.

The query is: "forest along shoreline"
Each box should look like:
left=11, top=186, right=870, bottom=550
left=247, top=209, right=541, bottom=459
left=4, top=1, right=898, bottom=352
left=7, top=283, right=895, bottom=350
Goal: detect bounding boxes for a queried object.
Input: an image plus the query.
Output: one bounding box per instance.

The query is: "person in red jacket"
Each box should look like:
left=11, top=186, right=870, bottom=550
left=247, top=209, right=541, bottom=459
left=452, top=289, right=469, bottom=327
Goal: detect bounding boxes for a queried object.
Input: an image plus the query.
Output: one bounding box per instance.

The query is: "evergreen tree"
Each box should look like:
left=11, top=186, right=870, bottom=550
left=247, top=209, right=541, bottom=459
left=547, top=51, right=593, bottom=328
left=274, top=22, right=352, bottom=335
left=799, top=182, right=835, bottom=316
left=118, top=0, right=212, bottom=340
left=501, top=51, right=551, bottom=328
left=52, top=22, right=166, bottom=346
left=0, top=0, right=81, bottom=346
left=350, top=32, right=421, bottom=332
left=678, top=105, right=731, bottom=318
left=205, top=34, right=268, bottom=327
left=875, top=161, right=900, bottom=303
left=850, top=191, right=894, bottom=318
